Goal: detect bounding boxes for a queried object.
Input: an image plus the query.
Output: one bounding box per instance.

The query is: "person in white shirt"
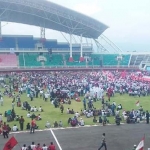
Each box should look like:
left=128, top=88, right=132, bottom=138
left=0, top=96, right=3, bottom=106
left=66, top=108, right=70, bottom=114
left=39, top=106, right=42, bottom=112
left=12, top=124, right=18, bottom=132
left=37, top=114, right=42, bottom=120
left=44, top=93, right=49, bottom=101
left=112, top=101, right=116, bottom=106
left=79, top=118, right=85, bottom=126
left=123, top=114, right=128, bottom=121
left=115, top=109, right=120, bottom=116
left=34, top=106, right=37, bottom=112
left=27, top=112, right=31, bottom=118
left=30, top=106, right=34, bottom=112
left=75, top=112, right=80, bottom=118
left=42, top=144, right=48, bottom=150
left=31, top=142, right=36, bottom=149
left=45, top=121, right=51, bottom=128
left=40, top=90, right=43, bottom=98
left=0, top=113, right=3, bottom=122
left=21, top=144, right=27, bottom=150
left=87, top=112, right=91, bottom=118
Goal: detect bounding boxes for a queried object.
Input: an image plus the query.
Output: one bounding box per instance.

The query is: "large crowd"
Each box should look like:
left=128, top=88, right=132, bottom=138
left=0, top=70, right=150, bottom=149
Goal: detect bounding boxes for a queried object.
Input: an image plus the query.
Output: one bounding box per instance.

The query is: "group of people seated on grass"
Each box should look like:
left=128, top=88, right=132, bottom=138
left=20, top=141, right=56, bottom=150
left=44, top=120, right=63, bottom=128
left=68, top=116, right=85, bottom=127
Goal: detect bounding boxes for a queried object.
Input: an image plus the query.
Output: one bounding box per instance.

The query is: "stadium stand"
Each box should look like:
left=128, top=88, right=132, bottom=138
left=65, top=54, right=86, bottom=66
left=19, top=53, right=64, bottom=67
left=0, top=37, right=16, bottom=49
left=44, top=54, right=63, bottom=66
left=130, top=55, right=150, bottom=66
left=18, top=53, right=131, bottom=68
left=19, top=53, right=41, bottom=67
left=91, top=54, right=130, bottom=66
left=0, top=54, right=18, bottom=67
left=17, top=37, right=34, bottom=48
left=0, top=36, right=80, bottom=50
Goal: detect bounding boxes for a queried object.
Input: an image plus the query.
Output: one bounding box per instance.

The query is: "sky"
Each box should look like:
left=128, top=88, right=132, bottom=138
left=1, top=0, right=150, bottom=52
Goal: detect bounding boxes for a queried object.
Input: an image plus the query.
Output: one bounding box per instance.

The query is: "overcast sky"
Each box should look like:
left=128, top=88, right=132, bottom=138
left=1, top=0, right=150, bottom=52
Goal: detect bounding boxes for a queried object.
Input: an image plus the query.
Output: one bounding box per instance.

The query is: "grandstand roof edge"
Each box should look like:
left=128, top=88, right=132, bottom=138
left=0, top=0, right=108, bottom=38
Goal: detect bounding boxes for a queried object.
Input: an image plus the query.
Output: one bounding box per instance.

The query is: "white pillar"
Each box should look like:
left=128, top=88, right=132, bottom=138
left=80, top=34, right=83, bottom=57
left=0, top=20, right=2, bottom=39
left=40, top=27, right=45, bottom=42
left=70, top=34, right=72, bottom=57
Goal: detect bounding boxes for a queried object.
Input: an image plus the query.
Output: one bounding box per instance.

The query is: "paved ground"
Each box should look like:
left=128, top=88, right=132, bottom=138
left=0, top=124, right=150, bottom=150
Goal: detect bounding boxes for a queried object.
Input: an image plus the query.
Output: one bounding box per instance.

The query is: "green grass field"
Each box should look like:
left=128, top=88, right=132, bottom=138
left=0, top=89, right=149, bottom=130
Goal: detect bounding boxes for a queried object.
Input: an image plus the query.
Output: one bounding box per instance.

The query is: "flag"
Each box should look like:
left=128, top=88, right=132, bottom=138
left=3, top=136, right=18, bottom=150
left=136, top=101, right=140, bottom=107
left=136, top=136, right=145, bottom=150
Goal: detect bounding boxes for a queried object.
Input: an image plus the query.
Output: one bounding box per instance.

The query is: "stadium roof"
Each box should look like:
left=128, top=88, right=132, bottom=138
left=0, top=0, right=108, bottom=39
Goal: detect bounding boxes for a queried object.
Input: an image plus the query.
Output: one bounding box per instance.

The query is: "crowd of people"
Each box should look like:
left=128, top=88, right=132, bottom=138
left=0, top=70, right=150, bottom=142
left=20, top=142, right=56, bottom=150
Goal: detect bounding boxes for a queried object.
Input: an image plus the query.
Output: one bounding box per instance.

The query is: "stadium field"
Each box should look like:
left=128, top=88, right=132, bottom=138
left=0, top=87, right=149, bottom=129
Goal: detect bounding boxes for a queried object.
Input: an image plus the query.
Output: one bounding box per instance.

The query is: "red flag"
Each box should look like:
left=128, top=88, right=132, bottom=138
left=3, top=136, right=18, bottom=150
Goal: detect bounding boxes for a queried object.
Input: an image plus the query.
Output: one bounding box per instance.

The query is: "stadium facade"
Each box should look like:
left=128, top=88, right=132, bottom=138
left=0, top=0, right=149, bottom=71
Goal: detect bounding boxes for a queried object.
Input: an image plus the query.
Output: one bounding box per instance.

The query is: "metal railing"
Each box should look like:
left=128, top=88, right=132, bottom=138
left=0, top=65, right=138, bottom=69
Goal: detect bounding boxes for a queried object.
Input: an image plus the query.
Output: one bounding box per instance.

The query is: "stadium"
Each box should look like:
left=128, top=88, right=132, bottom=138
left=0, top=0, right=149, bottom=72
left=0, top=0, right=150, bottom=150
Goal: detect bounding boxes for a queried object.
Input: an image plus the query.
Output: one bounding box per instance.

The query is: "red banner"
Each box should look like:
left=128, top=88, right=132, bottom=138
left=3, top=136, right=18, bottom=150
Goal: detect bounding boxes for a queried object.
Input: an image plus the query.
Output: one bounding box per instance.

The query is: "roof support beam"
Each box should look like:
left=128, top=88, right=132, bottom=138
left=80, top=34, right=84, bottom=62
left=69, top=34, right=73, bottom=62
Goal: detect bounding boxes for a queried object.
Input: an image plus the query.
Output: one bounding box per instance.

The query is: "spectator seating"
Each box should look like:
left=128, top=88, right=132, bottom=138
left=17, top=37, right=34, bottom=48
left=130, top=55, right=150, bottom=66
left=90, top=54, right=130, bottom=66
left=0, top=37, right=16, bottom=49
left=44, top=54, right=63, bottom=66
left=65, top=54, right=86, bottom=66
left=19, top=53, right=41, bottom=67
left=19, top=53, right=64, bottom=67
left=0, top=54, right=18, bottom=67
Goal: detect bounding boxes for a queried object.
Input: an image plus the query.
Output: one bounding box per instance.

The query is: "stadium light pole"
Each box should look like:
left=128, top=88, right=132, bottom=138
left=69, top=34, right=73, bottom=62
left=80, top=34, right=84, bottom=62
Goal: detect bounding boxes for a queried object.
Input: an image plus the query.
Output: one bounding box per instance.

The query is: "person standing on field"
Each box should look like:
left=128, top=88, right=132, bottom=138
left=19, top=116, right=25, bottom=131
left=98, top=133, right=107, bottom=150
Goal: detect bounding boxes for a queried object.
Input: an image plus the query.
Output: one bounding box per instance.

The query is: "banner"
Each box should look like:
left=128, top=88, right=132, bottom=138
left=3, top=136, right=18, bottom=150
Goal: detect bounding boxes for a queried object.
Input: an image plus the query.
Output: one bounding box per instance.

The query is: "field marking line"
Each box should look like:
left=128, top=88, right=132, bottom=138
left=50, top=129, right=62, bottom=150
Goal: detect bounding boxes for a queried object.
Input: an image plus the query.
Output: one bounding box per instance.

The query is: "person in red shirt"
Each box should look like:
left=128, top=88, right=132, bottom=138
left=48, top=142, right=56, bottom=150
left=2, top=122, right=8, bottom=138
left=30, top=119, right=36, bottom=134
left=33, top=143, right=42, bottom=150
